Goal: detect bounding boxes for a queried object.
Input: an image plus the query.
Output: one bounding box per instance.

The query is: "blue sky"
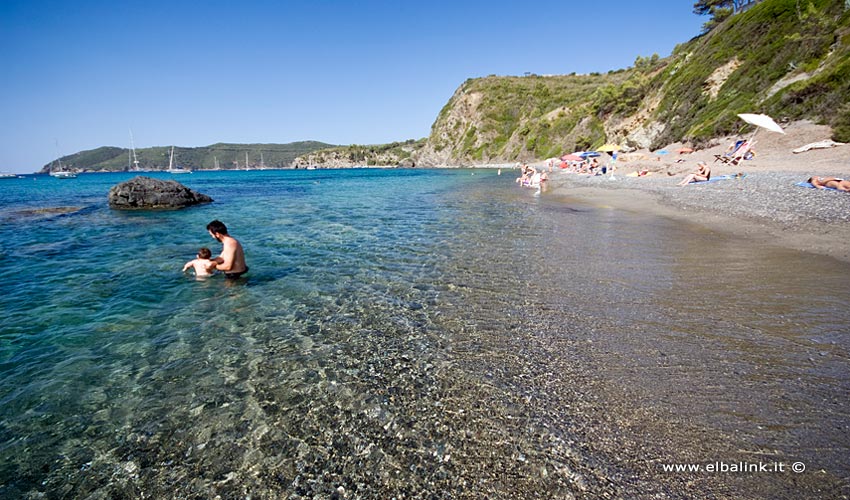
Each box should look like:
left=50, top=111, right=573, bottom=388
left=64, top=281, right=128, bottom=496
left=0, top=0, right=705, bottom=173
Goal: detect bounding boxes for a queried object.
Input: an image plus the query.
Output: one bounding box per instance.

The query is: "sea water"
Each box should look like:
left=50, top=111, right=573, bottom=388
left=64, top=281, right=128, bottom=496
left=1, top=169, right=848, bottom=497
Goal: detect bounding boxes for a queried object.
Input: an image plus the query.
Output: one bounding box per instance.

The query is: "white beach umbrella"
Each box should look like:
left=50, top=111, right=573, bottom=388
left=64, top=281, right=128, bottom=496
left=738, top=113, right=785, bottom=144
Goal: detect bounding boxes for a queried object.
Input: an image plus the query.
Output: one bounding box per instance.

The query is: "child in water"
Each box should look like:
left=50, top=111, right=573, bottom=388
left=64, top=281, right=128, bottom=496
left=182, top=247, right=216, bottom=277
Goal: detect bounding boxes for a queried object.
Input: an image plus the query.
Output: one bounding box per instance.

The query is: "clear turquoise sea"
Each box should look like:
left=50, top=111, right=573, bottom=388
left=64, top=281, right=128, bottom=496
left=1, top=169, right=848, bottom=497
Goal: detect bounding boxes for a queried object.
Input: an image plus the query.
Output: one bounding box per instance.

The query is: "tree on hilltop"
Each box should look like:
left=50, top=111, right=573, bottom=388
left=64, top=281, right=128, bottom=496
left=694, top=0, right=761, bottom=32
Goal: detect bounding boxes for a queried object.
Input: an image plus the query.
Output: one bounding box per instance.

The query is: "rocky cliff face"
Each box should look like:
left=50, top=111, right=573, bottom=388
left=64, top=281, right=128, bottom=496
left=414, top=87, right=487, bottom=167
left=411, top=75, right=620, bottom=167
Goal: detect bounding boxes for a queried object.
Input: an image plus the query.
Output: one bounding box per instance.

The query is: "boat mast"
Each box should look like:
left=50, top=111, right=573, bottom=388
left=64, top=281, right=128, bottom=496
left=53, top=139, right=63, bottom=172
left=245, top=152, right=249, bottom=170
left=129, top=129, right=140, bottom=170
left=169, top=146, right=174, bottom=170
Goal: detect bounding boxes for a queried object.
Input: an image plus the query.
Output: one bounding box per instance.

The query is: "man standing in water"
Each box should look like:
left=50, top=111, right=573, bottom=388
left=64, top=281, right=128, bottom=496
left=206, top=220, right=249, bottom=279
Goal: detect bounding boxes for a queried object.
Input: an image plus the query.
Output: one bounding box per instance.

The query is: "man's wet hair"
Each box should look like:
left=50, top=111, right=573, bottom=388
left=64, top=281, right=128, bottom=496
left=207, top=220, right=228, bottom=235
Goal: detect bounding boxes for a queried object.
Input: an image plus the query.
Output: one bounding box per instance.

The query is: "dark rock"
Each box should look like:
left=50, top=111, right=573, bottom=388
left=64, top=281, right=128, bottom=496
left=108, top=176, right=213, bottom=210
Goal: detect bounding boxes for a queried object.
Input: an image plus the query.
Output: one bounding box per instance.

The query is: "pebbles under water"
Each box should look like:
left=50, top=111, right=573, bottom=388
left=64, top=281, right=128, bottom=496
left=1, top=169, right=848, bottom=498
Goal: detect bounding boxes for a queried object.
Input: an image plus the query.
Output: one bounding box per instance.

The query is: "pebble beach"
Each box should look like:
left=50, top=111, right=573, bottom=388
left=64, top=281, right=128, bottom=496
left=545, top=120, right=850, bottom=262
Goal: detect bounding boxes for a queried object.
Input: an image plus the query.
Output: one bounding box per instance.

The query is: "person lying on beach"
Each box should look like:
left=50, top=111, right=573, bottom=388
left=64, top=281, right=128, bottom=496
left=808, top=176, right=850, bottom=192
left=183, top=247, right=216, bottom=277
left=677, top=161, right=711, bottom=186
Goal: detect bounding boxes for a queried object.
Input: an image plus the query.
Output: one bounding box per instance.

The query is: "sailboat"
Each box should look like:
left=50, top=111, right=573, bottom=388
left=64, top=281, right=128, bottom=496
left=128, top=129, right=142, bottom=171
left=50, top=170, right=77, bottom=178
left=49, top=157, right=77, bottom=178
left=166, top=146, right=191, bottom=174
left=49, top=139, right=77, bottom=178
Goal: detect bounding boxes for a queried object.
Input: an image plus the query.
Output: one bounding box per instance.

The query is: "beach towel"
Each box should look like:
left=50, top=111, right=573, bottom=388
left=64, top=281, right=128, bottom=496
left=687, top=174, right=745, bottom=185
left=792, top=140, right=846, bottom=154
left=795, top=181, right=842, bottom=192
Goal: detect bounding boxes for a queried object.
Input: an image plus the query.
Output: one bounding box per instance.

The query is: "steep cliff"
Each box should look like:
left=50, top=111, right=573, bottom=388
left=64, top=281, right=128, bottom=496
left=414, top=73, right=629, bottom=166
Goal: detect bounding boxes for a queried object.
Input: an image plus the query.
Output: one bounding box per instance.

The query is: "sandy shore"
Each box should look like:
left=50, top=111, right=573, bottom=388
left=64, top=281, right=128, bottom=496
left=542, top=120, right=850, bottom=262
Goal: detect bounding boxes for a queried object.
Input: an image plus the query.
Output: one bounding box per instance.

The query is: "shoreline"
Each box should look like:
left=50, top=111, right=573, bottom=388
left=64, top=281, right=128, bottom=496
left=538, top=120, right=850, bottom=263
left=545, top=168, right=850, bottom=264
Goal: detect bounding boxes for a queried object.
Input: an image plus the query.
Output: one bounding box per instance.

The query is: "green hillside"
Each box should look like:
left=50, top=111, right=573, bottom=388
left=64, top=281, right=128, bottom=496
left=651, top=0, right=850, bottom=148
left=419, top=0, right=850, bottom=164
left=291, top=139, right=427, bottom=168
left=425, top=71, right=635, bottom=162
left=41, top=141, right=335, bottom=173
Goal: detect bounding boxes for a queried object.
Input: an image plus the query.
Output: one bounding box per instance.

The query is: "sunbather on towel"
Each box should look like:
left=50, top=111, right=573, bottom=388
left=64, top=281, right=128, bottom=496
left=807, top=176, right=850, bottom=191
left=677, top=161, right=711, bottom=186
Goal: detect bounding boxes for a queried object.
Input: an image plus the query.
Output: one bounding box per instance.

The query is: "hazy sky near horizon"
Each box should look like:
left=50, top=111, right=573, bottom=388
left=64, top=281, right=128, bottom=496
left=0, top=0, right=705, bottom=173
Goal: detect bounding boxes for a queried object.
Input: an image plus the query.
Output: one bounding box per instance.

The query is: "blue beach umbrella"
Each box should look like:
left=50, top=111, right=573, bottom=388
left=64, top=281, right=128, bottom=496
left=578, top=151, right=602, bottom=158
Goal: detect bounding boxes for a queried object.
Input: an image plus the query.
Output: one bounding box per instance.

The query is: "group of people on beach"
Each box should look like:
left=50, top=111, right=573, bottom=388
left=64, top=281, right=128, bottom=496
left=559, top=157, right=608, bottom=175
left=672, top=139, right=849, bottom=189
left=675, top=162, right=849, bottom=190
left=183, top=220, right=249, bottom=279
left=525, top=139, right=848, bottom=192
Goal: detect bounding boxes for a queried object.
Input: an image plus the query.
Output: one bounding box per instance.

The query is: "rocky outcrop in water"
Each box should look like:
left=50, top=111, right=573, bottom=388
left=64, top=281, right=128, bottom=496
left=108, top=176, right=213, bottom=210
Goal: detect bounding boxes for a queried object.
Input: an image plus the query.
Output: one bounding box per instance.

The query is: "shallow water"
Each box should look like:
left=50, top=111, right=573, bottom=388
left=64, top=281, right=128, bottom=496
left=1, top=170, right=848, bottom=498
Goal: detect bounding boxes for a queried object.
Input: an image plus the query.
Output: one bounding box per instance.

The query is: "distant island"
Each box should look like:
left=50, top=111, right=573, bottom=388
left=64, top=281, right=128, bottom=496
left=39, top=141, right=337, bottom=174
left=40, top=139, right=429, bottom=174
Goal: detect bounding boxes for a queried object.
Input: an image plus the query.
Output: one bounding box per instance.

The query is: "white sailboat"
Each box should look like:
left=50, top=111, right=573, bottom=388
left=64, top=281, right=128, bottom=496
left=49, top=157, right=77, bottom=178
left=50, top=170, right=77, bottom=178
left=129, top=129, right=141, bottom=171
left=166, top=146, right=191, bottom=174
left=50, top=140, right=77, bottom=178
